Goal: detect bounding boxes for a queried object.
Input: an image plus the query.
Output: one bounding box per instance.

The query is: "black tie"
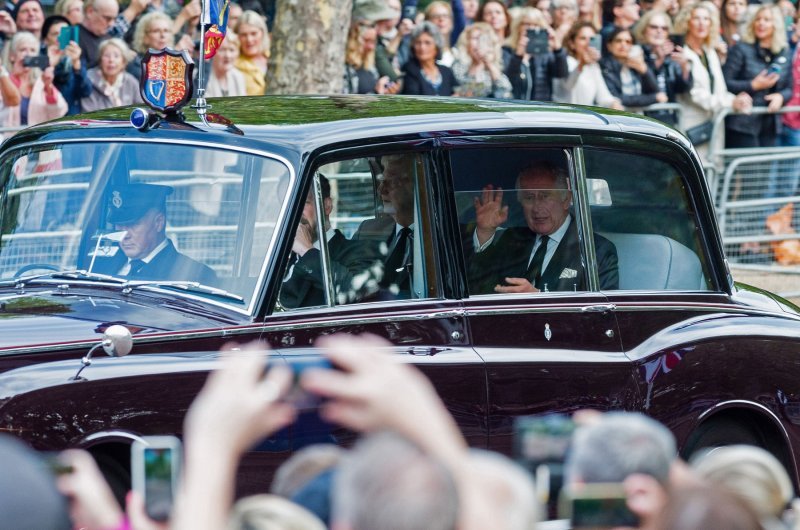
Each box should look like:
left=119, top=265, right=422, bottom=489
left=526, top=235, right=549, bottom=288
left=128, top=259, right=146, bottom=276
left=382, top=227, right=412, bottom=288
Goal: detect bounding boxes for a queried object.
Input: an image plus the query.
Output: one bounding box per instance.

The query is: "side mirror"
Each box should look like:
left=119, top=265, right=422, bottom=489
left=71, top=325, right=133, bottom=381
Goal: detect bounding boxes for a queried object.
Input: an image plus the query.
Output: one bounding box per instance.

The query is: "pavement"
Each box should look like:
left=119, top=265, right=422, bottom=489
left=730, top=266, right=800, bottom=306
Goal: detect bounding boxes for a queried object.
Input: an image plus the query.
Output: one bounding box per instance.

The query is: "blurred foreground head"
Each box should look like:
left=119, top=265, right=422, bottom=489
left=0, top=434, right=71, bottom=530
left=332, top=431, right=459, bottom=530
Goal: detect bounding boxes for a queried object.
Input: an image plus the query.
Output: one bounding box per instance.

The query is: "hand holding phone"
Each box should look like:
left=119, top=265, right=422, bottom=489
left=131, top=436, right=182, bottom=523
left=58, top=25, right=79, bottom=50
left=566, top=483, right=640, bottom=528
left=22, top=54, right=50, bottom=69
left=526, top=28, right=549, bottom=56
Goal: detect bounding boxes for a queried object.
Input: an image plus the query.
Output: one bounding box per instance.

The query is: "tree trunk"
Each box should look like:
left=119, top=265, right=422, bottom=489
left=267, top=0, right=352, bottom=94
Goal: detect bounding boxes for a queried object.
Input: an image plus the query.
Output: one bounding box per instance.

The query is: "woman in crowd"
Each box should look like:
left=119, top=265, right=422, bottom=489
left=674, top=1, right=751, bottom=162
left=424, top=1, right=456, bottom=66
left=451, top=22, right=512, bottom=98
left=722, top=3, right=792, bottom=149
left=577, top=0, right=602, bottom=28
left=53, top=0, right=83, bottom=26
left=554, top=20, right=622, bottom=108
left=477, top=0, right=511, bottom=48
left=42, top=14, right=90, bottom=115
left=205, top=32, right=247, bottom=97
left=344, top=21, right=397, bottom=94
left=235, top=10, right=269, bottom=96
left=401, top=21, right=458, bottom=96
left=778, top=10, right=800, bottom=199
left=720, top=0, right=749, bottom=49
left=2, top=31, right=65, bottom=128
left=551, top=0, right=579, bottom=45
left=81, top=38, right=141, bottom=112
left=128, top=11, right=191, bottom=79
left=634, top=9, right=692, bottom=125
left=600, top=27, right=667, bottom=108
left=505, top=7, right=568, bottom=101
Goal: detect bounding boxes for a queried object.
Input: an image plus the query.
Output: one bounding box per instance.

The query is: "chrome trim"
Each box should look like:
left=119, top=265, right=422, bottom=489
left=464, top=302, right=792, bottom=318
left=0, top=308, right=467, bottom=355
left=1, top=137, right=297, bottom=318
left=83, top=430, right=146, bottom=445
left=572, top=147, right=599, bottom=292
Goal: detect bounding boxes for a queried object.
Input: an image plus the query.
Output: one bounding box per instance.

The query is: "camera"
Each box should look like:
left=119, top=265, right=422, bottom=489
left=564, top=483, right=640, bottom=528
left=526, top=28, right=549, bottom=56
left=131, top=436, right=182, bottom=522
left=22, top=55, right=50, bottom=69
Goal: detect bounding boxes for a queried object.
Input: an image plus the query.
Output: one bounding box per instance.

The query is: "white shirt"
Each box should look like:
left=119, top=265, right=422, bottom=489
left=118, top=239, right=168, bottom=275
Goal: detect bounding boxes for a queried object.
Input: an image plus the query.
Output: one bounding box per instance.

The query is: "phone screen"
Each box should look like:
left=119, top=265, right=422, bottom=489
left=143, top=447, right=175, bottom=522
left=569, top=484, right=640, bottom=528
left=514, top=414, right=575, bottom=504
left=589, top=34, right=602, bottom=53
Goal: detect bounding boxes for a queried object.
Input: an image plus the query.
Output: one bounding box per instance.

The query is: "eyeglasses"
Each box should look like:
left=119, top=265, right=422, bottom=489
left=648, top=24, right=669, bottom=30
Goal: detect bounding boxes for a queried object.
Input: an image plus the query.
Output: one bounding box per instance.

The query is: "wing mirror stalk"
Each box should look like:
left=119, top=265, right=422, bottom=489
left=71, top=325, right=133, bottom=381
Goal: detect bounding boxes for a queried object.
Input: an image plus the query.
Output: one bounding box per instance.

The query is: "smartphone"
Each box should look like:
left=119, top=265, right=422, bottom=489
left=513, top=414, right=575, bottom=504
left=401, top=3, right=416, bottom=21
left=22, top=54, right=49, bottom=69
left=526, top=28, right=549, bottom=56
left=589, top=33, right=602, bottom=54
left=567, top=483, right=640, bottom=528
left=284, top=356, right=332, bottom=410
left=131, top=436, right=182, bottom=523
left=669, top=33, right=684, bottom=47
left=769, top=62, right=783, bottom=75
left=58, top=25, right=79, bottom=50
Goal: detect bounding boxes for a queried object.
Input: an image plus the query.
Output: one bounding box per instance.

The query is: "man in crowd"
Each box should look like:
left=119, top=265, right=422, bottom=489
left=13, top=0, right=43, bottom=35
left=280, top=174, right=381, bottom=308
left=79, top=0, right=118, bottom=68
left=92, top=183, right=218, bottom=285
left=467, top=160, right=618, bottom=294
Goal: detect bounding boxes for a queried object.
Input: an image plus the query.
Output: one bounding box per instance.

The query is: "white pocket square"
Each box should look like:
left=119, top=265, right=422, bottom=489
left=559, top=268, right=577, bottom=279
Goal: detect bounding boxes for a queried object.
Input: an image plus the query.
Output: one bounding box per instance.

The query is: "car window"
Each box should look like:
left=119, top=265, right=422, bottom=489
left=451, top=147, right=598, bottom=295
left=276, top=152, right=439, bottom=310
left=583, top=148, right=712, bottom=291
left=0, top=142, right=291, bottom=310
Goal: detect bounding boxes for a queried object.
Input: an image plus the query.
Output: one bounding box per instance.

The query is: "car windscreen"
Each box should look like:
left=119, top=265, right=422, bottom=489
left=0, top=141, right=292, bottom=312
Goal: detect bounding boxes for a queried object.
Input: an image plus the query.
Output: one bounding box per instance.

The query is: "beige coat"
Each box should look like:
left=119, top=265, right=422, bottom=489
left=677, top=45, right=735, bottom=165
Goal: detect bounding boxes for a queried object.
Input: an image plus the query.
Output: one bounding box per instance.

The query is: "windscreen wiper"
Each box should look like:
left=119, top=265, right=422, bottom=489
left=127, top=280, right=245, bottom=303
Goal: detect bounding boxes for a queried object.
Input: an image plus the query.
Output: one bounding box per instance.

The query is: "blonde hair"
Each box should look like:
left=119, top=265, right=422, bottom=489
left=456, top=22, right=505, bottom=70
left=236, top=10, right=270, bottom=59
left=345, top=22, right=376, bottom=70
left=742, top=4, right=787, bottom=55
left=227, top=495, right=326, bottom=530
left=98, top=37, right=135, bottom=66
left=692, top=445, right=794, bottom=520
left=131, top=11, right=174, bottom=54
left=53, top=0, right=80, bottom=17
left=633, top=9, right=673, bottom=44
left=674, top=1, right=721, bottom=48
left=4, top=31, right=41, bottom=84
left=509, top=7, right=549, bottom=48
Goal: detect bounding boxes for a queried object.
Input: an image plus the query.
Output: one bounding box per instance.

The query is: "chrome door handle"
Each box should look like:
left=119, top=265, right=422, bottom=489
left=581, top=304, right=616, bottom=313
left=406, top=347, right=445, bottom=356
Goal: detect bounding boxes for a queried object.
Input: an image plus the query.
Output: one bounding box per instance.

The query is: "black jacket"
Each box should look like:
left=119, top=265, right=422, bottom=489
left=401, top=58, right=458, bottom=96
left=722, top=42, right=793, bottom=136
left=600, top=55, right=661, bottom=108
left=466, top=217, right=619, bottom=294
left=504, top=46, right=569, bottom=101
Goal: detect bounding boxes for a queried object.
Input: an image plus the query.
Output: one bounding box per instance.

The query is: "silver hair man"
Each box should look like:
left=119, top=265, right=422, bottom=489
left=469, top=449, right=540, bottom=530
left=566, top=412, right=677, bottom=486
left=332, top=431, right=459, bottom=530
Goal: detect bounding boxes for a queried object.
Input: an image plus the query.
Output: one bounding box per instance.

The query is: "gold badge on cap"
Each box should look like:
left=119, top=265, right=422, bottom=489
left=112, top=191, right=122, bottom=209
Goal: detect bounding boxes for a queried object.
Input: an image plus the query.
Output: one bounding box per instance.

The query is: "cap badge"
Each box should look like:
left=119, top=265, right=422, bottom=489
left=112, top=191, right=122, bottom=209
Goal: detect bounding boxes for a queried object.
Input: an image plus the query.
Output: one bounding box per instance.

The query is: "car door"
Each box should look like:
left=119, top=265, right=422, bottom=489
left=257, top=144, right=488, bottom=453
left=444, top=138, right=639, bottom=457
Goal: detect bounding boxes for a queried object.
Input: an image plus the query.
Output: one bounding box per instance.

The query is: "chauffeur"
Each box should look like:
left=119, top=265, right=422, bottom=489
left=468, top=161, right=618, bottom=294
left=93, top=183, right=218, bottom=285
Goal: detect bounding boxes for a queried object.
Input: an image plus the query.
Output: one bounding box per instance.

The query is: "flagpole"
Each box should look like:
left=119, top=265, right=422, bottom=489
left=195, top=0, right=209, bottom=123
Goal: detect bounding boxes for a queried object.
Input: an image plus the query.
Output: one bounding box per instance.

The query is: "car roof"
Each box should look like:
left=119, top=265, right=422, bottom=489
left=10, top=95, right=686, bottom=155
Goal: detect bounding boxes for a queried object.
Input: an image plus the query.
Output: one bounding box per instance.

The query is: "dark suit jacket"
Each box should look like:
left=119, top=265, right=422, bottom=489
left=92, top=239, right=218, bottom=286
left=467, top=218, right=618, bottom=294
left=279, top=230, right=382, bottom=308
left=352, top=215, right=414, bottom=299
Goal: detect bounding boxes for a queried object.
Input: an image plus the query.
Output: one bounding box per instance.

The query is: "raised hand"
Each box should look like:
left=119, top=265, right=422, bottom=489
left=473, top=185, right=508, bottom=244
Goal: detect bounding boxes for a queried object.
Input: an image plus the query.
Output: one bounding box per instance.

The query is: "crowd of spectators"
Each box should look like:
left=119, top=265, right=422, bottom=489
left=0, top=0, right=797, bottom=161
left=2, top=332, right=800, bottom=530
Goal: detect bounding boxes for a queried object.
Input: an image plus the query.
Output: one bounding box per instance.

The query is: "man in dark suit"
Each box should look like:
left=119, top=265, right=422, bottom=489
left=468, top=161, right=618, bottom=294
left=352, top=153, right=417, bottom=298
left=280, top=175, right=381, bottom=308
left=92, top=183, right=218, bottom=286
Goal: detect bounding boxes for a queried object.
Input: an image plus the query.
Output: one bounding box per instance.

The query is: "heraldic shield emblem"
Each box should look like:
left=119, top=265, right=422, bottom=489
left=141, top=48, right=195, bottom=113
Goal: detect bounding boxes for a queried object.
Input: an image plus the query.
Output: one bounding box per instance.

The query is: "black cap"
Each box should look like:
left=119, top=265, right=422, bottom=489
left=41, top=14, right=70, bottom=42
left=107, top=184, right=173, bottom=225
left=12, top=0, right=43, bottom=22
